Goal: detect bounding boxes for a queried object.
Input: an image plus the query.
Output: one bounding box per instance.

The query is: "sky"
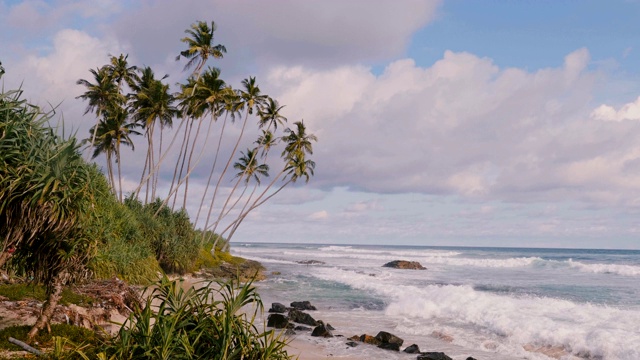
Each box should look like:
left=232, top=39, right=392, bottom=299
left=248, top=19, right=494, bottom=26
left=2, top=0, right=640, bottom=249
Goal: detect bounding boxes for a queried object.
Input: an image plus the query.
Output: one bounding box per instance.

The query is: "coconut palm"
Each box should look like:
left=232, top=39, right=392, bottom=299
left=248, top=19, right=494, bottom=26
left=176, top=20, right=226, bottom=76
left=76, top=66, right=124, bottom=150
left=106, top=54, right=138, bottom=91
left=88, top=108, right=139, bottom=202
left=130, top=66, right=177, bottom=201
left=282, top=120, right=317, bottom=157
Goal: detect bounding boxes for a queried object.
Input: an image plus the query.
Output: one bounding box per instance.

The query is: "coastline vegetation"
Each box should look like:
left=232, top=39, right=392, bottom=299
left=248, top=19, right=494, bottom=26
left=0, top=19, right=315, bottom=358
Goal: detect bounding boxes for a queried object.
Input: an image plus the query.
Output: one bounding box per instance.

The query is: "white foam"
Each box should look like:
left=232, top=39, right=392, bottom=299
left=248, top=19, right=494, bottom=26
left=566, top=259, right=640, bottom=277
left=307, top=266, right=640, bottom=360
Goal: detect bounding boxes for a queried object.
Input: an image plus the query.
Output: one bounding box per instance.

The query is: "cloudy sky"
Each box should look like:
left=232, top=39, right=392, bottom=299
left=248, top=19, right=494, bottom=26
left=3, top=0, right=640, bottom=249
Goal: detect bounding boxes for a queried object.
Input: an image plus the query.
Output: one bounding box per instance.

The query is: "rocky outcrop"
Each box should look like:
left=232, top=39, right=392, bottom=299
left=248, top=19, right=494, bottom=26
left=417, top=352, right=453, bottom=360
left=296, top=260, right=325, bottom=265
left=288, top=309, right=318, bottom=326
left=375, top=331, right=404, bottom=346
left=382, top=260, right=426, bottom=270
left=360, top=334, right=382, bottom=346
left=268, top=302, right=287, bottom=313
left=311, top=323, right=333, bottom=337
left=266, top=313, right=288, bottom=328
left=290, top=300, right=317, bottom=310
left=404, top=344, right=421, bottom=353
left=378, top=342, right=401, bottom=351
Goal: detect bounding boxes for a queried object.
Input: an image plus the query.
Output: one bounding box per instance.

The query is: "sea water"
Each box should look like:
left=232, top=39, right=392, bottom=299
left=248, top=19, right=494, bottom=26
left=231, top=243, right=640, bottom=360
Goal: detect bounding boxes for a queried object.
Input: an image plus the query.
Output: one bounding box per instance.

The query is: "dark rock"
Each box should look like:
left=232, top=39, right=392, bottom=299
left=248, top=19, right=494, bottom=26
left=290, top=300, right=317, bottom=310
left=383, top=260, right=426, bottom=270
left=284, top=329, right=296, bottom=336
left=311, top=323, right=333, bottom=337
left=375, top=331, right=404, bottom=346
left=360, top=334, right=382, bottom=346
left=417, top=352, right=453, bottom=360
left=286, top=323, right=295, bottom=329
left=288, top=309, right=318, bottom=326
left=268, top=302, right=287, bottom=313
left=348, top=335, right=360, bottom=341
left=346, top=341, right=358, bottom=347
left=267, top=313, right=288, bottom=328
left=378, top=342, right=401, bottom=351
left=404, top=344, right=421, bottom=353
left=326, top=323, right=335, bottom=330
left=294, top=325, right=312, bottom=331
left=296, top=260, right=326, bottom=265
left=466, top=357, right=478, bottom=360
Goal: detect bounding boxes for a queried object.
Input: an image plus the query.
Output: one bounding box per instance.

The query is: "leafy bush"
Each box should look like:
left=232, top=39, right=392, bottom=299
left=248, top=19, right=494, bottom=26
left=97, top=276, right=291, bottom=360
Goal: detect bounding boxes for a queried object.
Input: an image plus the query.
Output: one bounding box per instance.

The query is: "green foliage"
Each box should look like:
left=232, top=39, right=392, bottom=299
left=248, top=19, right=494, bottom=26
left=0, top=86, right=98, bottom=288
left=0, top=283, right=94, bottom=306
left=124, top=198, right=199, bottom=274
left=0, top=324, right=97, bottom=352
left=98, top=276, right=291, bottom=360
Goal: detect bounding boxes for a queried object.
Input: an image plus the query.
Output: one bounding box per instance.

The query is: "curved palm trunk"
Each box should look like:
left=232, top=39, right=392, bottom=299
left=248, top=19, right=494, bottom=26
left=153, top=114, right=215, bottom=217
left=195, top=112, right=226, bottom=224
left=106, top=151, right=116, bottom=196
left=182, top=117, right=205, bottom=209
left=154, top=123, right=164, bottom=200
left=203, top=111, right=250, bottom=235
left=172, top=119, right=194, bottom=210
left=117, top=141, right=123, bottom=203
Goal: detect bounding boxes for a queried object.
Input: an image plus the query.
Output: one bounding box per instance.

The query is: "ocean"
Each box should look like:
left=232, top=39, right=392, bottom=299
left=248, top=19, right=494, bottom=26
left=230, top=243, right=640, bottom=360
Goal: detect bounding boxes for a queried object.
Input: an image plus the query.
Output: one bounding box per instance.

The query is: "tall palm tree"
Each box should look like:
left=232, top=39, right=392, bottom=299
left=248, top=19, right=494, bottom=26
left=234, top=148, right=269, bottom=184
left=89, top=108, right=139, bottom=202
left=76, top=66, right=124, bottom=150
left=176, top=20, right=226, bottom=77
left=130, top=66, right=177, bottom=201
left=282, top=120, right=317, bottom=157
left=106, top=54, right=138, bottom=92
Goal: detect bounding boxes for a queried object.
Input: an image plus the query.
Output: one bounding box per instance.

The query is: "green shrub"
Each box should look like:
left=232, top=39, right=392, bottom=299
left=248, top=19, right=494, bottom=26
left=0, top=324, right=97, bottom=352
left=0, top=284, right=94, bottom=306
left=98, top=276, right=291, bottom=360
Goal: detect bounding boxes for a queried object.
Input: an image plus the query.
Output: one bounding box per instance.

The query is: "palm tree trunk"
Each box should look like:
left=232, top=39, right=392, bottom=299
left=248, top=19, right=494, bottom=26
left=27, top=271, right=69, bottom=340
left=182, top=117, right=204, bottom=209
left=195, top=113, right=225, bottom=224
left=172, top=119, right=194, bottom=210
left=203, top=112, right=250, bottom=235
left=117, top=143, right=123, bottom=203
left=154, top=123, right=164, bottom=200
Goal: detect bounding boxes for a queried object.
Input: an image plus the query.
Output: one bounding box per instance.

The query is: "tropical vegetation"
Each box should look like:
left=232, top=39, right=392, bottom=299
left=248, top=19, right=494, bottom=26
left=0, top=18, right=316, bottom=357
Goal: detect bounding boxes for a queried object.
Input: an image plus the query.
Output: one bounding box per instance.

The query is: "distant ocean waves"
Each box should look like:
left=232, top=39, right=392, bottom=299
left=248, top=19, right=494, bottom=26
left=232, top=243, right=640, bottom=359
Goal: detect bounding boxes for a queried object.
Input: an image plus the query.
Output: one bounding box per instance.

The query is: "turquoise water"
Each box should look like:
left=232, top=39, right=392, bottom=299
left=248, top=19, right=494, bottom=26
left=232, top=243, right=640, bottom=359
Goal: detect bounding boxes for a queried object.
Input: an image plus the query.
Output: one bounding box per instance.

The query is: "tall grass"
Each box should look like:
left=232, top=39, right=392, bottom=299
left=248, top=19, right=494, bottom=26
left=97, top=276, right=291, bottom=360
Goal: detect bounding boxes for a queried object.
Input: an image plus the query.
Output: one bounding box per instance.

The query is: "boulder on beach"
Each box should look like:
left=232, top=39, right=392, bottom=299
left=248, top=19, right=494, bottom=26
left=267, top=313, right=288, bottom=328
left=417, top=352, right=453, bottom=360
left=268, top=302, right=287, bottom=313
left=346, top=341, right=358, bottom=347
left=296, top=260, right=326, bottom=265
left=290, top=300, right=317, bottom=310
left=360, top=334, right=382, bottom=346
left=288, top=309, right=318, bottom=326
left=375, top=331, right=404, bottom=346
left=404, top=344, right=421, bottom=353
left=382, top=260, right=426, bottom=270
left=378, top=342, right=401, bottom=351
left=294, top=325, right=312, bottom=331
left=311, top=323, right=333, bottom=337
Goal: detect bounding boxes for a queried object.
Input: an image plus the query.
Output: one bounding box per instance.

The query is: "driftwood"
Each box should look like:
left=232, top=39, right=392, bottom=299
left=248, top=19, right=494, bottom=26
left=8, top=337, right=43, bottom=356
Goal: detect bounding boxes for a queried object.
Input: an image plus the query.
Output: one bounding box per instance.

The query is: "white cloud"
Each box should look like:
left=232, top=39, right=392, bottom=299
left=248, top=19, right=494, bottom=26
left=263, top=48, right=640, bottom=208
left=592, top=96, right=640, bottom=121
left=308, top=210, right=329, bottom=221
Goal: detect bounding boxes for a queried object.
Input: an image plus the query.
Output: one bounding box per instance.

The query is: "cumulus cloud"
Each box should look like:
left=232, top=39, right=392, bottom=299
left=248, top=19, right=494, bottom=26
left=113, top=0, right=441, bottom=72
left=592, top=96, right=640, bottom=121
left=262, top=48, right=640, bottom=208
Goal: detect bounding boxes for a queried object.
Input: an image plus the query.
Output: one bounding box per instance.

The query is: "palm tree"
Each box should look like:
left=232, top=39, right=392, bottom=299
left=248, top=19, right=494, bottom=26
left=76, top=66, right=124, bottom=150
left=130, top=66, right=177, bottom=201
left=258, top=97, right=287, bottom=131
left=106, top=54, right=138, bottom=91
left=282, top=120, right=317, bottom=157
left=176, top=20, right=226, bottom=76
left=234, top=148, right=269, bottom=184
left=89, top=108, right=139, bottom=202
left=172, top=20, right=226, bottom=210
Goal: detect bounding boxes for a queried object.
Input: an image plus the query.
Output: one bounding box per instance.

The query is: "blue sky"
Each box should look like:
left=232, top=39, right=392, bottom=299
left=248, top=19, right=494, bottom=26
left=3, top=0, right=640, bottom=249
